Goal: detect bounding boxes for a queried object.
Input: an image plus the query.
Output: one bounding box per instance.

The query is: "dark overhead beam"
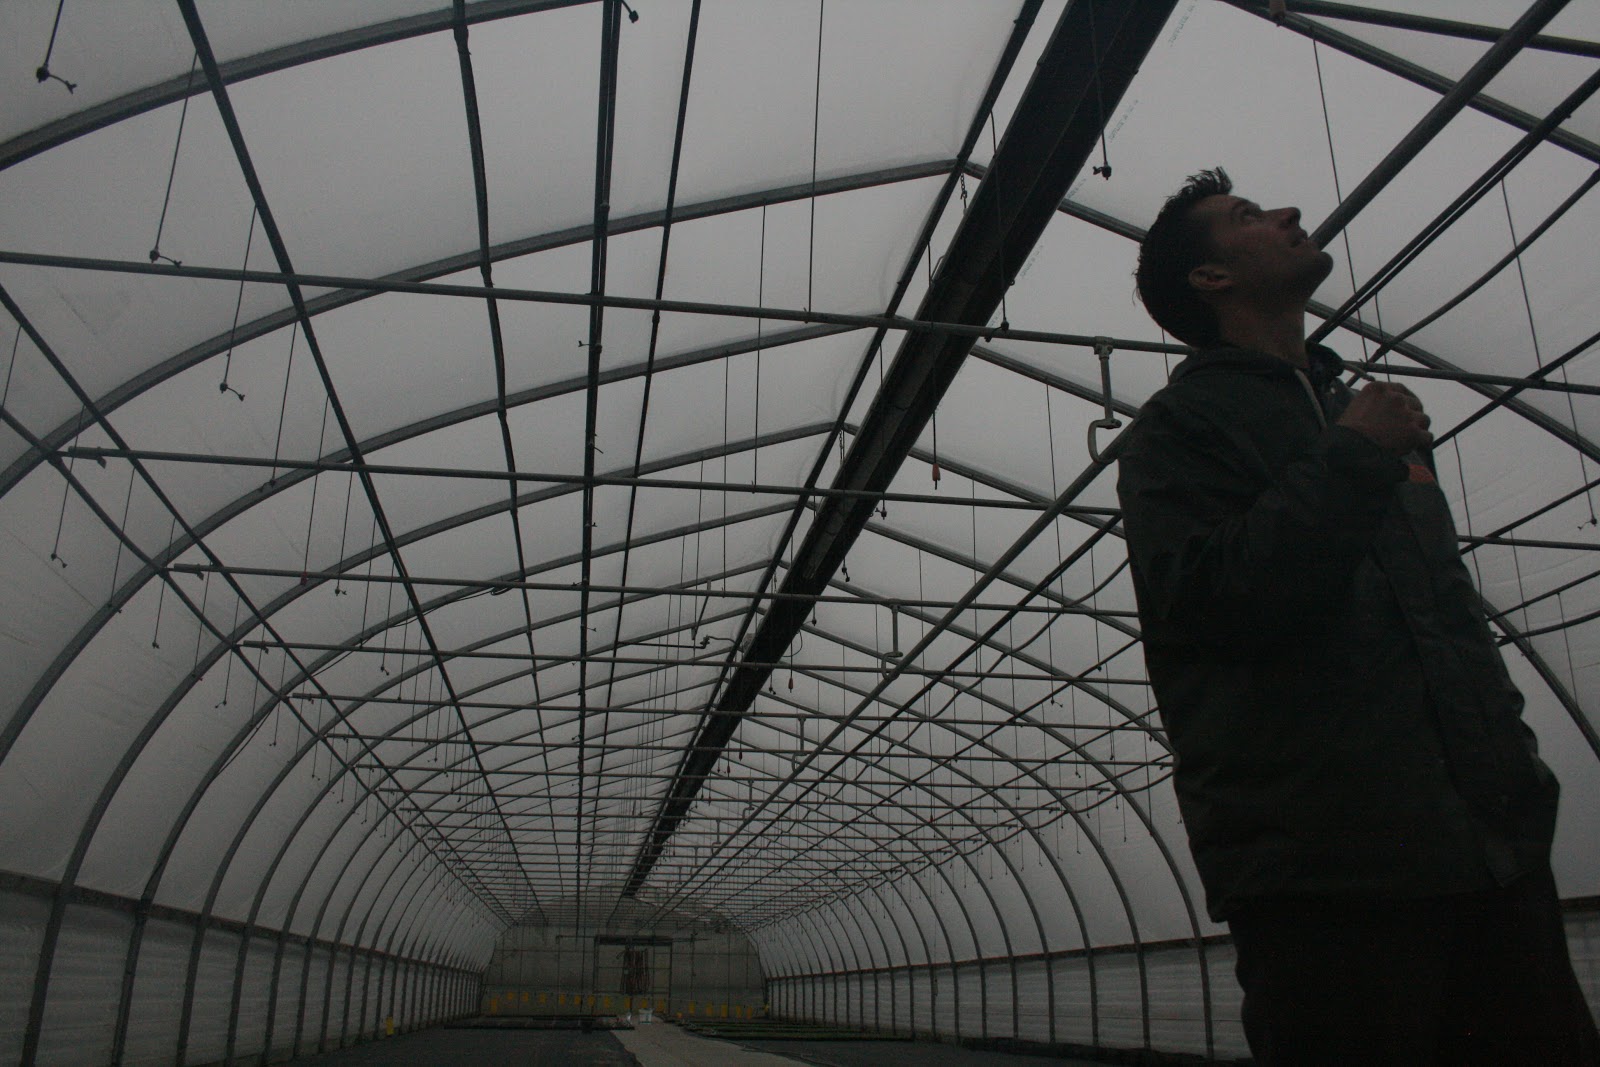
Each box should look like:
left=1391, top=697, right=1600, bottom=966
left=622, top=0, right=1180, bottom=898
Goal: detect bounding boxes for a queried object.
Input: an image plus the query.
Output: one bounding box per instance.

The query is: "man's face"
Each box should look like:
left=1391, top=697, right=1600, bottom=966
left=1188, top=193, right=1334, bottom=306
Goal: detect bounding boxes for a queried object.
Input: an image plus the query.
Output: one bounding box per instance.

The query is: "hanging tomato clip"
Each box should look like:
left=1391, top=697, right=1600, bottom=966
left=1087, top=338, right=1123, bottom=464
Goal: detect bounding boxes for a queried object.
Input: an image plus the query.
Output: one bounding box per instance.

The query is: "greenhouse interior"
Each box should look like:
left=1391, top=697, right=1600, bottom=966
left=2, top=1, right=1598, bottom=1064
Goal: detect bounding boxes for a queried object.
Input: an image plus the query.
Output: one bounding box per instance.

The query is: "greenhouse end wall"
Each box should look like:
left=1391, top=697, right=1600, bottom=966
left=481, top=923, right=767, bottom=1021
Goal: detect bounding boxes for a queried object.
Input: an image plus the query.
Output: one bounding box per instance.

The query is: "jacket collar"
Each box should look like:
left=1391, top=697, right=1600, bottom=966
left=1169, top=342, right=1346, bottom=390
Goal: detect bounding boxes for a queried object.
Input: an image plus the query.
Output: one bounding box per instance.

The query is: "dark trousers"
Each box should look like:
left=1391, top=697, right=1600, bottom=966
left=1229, top=866, right=1599, bottom=1066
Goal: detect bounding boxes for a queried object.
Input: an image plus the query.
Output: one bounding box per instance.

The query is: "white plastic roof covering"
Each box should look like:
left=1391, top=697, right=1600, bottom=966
left=2, top=0, right=1599, bottom=1059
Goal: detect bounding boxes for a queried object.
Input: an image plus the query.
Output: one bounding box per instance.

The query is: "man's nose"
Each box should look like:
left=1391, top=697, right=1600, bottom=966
left=1275, top=206, right=1301, bottom=227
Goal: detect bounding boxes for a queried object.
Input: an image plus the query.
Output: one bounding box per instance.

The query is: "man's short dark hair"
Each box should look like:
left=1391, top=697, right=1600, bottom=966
left=1135, top=168, right=1232, bottom=347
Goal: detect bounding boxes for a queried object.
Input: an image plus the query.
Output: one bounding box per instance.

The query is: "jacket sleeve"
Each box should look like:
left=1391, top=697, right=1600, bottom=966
left=1116, top=395, right=1406, bottom=650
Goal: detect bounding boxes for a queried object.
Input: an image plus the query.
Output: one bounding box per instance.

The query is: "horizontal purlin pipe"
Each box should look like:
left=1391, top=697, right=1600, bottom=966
left=252, top=644, right=1148, bottom=680
left=301, top=699, right=1161, bottom=734
left=178, top=564, right=1137, bottom=615
left=0, top=249, right=1176, bottom=353
left=621, top=0, right=1179, bottom=898
left=330, top=735, right=1160, bottom=761
left=61, top=446, right=1056, bottom=507
left=14, top=247, right=1597, bottom=397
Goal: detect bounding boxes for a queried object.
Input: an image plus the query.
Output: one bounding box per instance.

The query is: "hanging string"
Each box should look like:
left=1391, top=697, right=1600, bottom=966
left=268, top=647, right=283, bottom=746
left=1313, top=37, right=1378, bottom=366
left=310, top=696, right=323, bottom=780
left=1089, top=545, right=1109, bottom=766
left=219, top=206, right=258, bottom=401
left=690, top=456, right=708, bottom=639
left=1044, top=385, right=1063, bottom=705
left=190, top=569, right=211, bottom=675
left=379, top=557, right=396, bottom=675
left=149, top=54, right=199, bottom=267
left=1006, top=616, right=1018, bottom=717
left=215, top=594, right=242, bottom=707
left=721, top=344, right=730, bottom=591
left=357, top=516, right=381, bottom=645
left=299, top=395, right=332, bottom=584
left=3, top=324, right=22, bottom=410
left=1452, top=439, right=1487, bottom=592
left=1557, top=592, right=1581, bottom=699
left=34, top=0, right=77, bottom=92
left=150, top=516, right=176, bottom=648
left=1509, top=533, right=1532, bottom=637
left=989, top=114, right=1010, bottom=332
left=754, top=203, right=766, bottom=488
left=805, top=0, right=826, bottom=312
left=1501, top=180, right=1596, bottom=526
left=48, top=408, right=86, bottom=568
left=269, top=325, right=300, bottom=485
left=1086, top=1, right=1112, bottom=179
left=107, top=466, right=136, bottom=604
left=930, top=412, right=941, bottom=486
left=876, top=341, right=888, bottom=519
left=332, top=470, right=355, bottom=596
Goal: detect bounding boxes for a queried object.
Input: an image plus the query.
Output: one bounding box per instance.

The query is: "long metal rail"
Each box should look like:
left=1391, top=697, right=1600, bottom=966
left=621, top=0, right=1181, bottom=899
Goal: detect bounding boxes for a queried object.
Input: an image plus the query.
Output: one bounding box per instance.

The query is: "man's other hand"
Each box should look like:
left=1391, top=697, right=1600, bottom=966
left=1338, top=381, right=1432, bottom=455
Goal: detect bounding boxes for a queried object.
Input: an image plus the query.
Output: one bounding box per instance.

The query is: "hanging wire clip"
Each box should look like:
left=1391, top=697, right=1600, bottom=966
left=1087, top=338, right=1123, bottom=464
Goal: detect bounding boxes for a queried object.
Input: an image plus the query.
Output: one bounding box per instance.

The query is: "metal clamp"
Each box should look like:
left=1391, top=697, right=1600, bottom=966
left=1087, top=337, right=1123, bottom=464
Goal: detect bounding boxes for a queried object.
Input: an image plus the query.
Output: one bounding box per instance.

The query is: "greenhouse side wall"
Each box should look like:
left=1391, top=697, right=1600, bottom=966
left=0, top=874, right=481, bottom=1066
left=765, top=908, right=1600, bottom=1061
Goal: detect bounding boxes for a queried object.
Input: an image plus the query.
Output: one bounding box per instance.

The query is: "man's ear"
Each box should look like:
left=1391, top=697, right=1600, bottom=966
left=1188, top=263, right=1231, bottom=295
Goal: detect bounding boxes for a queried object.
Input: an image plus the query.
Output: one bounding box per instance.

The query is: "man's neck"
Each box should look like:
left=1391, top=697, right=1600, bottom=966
left=1217, top=306, right=1309, bottom=369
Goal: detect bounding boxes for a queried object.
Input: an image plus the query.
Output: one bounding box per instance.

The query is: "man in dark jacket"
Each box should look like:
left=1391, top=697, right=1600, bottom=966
left=1117, top=168, right=1597, bottom=1064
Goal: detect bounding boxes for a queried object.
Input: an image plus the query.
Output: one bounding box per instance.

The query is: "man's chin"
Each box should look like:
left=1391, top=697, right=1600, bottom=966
left=1309, top=248, right=1335, bottom=284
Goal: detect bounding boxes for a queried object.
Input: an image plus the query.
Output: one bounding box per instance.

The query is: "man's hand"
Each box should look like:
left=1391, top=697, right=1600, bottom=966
left=1337, top=381, right=1432, bottom=455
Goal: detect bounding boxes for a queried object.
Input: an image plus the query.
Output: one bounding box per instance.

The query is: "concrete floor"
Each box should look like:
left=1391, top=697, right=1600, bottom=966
left=616, top=1020, right=811, bottom=1065
left=288, top=1022, right=1115, bottom=1066
left=291, top=1027, right=639, bottom=1066
left=734, top=1040, right=1110, bottom=1067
